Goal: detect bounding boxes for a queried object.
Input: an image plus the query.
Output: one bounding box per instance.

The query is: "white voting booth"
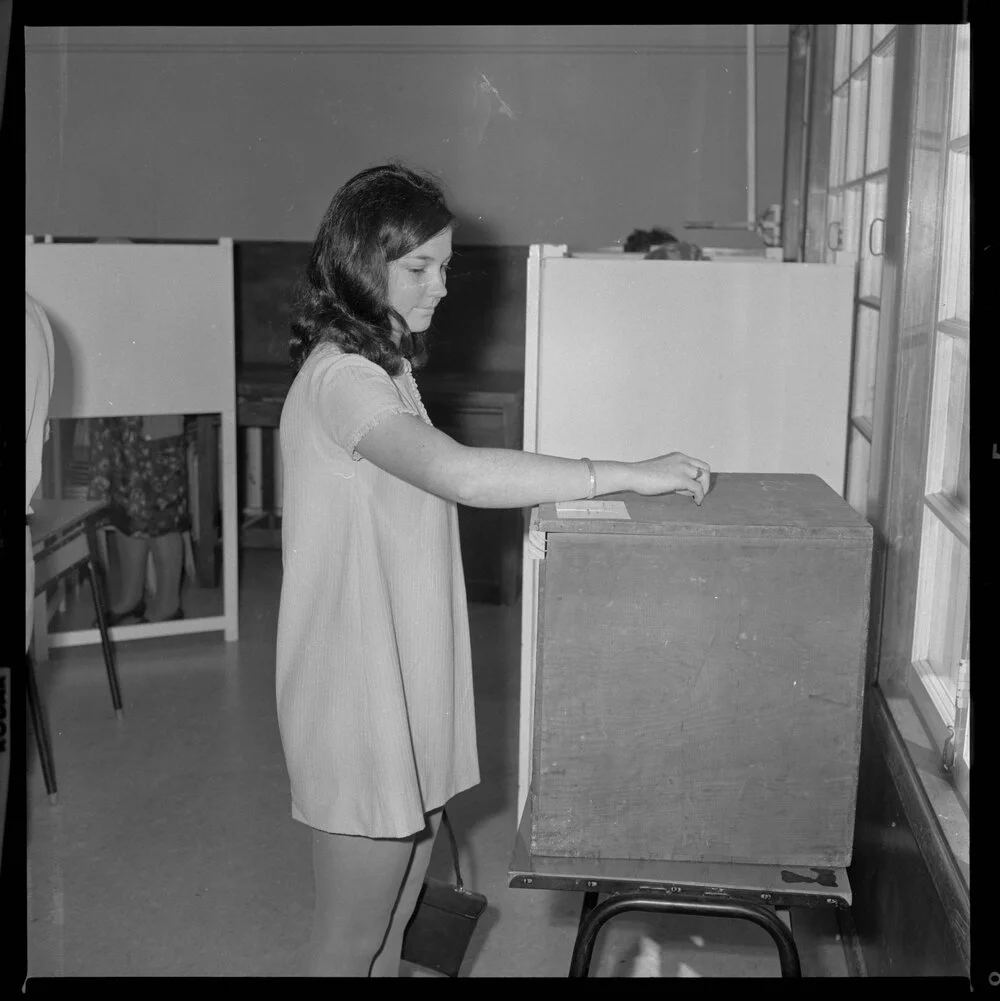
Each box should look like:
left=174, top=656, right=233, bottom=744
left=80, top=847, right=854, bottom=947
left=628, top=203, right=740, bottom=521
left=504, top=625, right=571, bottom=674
left=517, top=245, right=857, bottom=823
left=26, top=237, right=239, bottom=647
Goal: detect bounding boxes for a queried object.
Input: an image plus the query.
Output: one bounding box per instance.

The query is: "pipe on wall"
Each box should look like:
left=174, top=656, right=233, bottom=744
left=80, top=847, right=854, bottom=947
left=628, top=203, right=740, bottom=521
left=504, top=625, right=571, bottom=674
left=747, top=23, right=757, bottom=227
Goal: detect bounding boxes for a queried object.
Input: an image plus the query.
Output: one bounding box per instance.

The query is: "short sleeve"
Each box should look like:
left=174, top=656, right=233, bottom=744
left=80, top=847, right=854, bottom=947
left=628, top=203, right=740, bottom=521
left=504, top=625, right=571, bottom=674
left=314, top=353, right=417, bottom=461
left=26, top=294, right=56, bottom=511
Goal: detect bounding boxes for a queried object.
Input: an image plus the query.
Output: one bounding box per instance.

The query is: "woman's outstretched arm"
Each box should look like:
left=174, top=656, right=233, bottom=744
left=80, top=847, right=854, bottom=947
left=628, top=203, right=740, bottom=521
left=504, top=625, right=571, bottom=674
left=354, top=412, right=710, bottom=509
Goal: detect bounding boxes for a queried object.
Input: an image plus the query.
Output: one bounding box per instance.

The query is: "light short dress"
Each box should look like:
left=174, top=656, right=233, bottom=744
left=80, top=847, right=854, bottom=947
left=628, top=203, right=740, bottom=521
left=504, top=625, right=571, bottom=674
left=275, top=343, right=481, bottom=838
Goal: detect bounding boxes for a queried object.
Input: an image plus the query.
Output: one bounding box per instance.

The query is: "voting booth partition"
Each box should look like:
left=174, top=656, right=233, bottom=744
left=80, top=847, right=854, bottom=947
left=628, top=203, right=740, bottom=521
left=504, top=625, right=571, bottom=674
left=510, top=245, right=867, bottom=976
left=25, top=237, right=239, bottom=648
left=518, top=245, right=861, bottom=839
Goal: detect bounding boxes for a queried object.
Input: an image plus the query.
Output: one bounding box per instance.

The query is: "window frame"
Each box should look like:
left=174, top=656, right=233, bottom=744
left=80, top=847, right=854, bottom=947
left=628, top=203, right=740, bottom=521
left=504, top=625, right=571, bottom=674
left=798, top=23, right=970, bottom=831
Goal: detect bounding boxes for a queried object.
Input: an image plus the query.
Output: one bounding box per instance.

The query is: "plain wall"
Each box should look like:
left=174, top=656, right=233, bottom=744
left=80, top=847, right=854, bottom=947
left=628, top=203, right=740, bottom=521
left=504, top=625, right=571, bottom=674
left=25, top=25, right=788, bottom=248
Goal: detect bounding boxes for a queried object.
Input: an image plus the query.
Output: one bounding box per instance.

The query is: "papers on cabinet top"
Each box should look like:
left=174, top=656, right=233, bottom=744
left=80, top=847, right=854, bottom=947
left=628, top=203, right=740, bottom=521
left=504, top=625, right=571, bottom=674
left=554, top=500, right=631, bottom=520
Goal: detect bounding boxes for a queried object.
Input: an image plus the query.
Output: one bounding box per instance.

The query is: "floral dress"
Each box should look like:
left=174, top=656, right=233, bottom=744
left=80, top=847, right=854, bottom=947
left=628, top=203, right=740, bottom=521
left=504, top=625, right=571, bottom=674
left=87, top=416, right=192, bottom=538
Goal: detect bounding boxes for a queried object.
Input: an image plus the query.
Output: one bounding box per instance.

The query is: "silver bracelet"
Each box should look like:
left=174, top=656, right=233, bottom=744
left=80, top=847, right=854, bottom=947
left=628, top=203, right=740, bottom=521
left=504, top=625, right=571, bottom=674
left=581, top=457, right=597, bottom=499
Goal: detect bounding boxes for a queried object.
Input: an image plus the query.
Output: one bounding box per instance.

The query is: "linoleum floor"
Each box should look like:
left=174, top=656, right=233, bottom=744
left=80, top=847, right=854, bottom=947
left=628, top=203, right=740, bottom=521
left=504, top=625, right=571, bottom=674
left=25, top=549, right=850, bottom=978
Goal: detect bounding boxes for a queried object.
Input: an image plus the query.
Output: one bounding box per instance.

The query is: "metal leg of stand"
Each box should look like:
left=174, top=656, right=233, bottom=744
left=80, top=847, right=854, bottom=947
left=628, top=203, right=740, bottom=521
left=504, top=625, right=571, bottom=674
left=25, top=652, right=58, bottom=805
left=579, top=890, right=601, bottom=926
left=85, top=523, right=124, bottom=719
left=568, top=891, right=802, bottom=978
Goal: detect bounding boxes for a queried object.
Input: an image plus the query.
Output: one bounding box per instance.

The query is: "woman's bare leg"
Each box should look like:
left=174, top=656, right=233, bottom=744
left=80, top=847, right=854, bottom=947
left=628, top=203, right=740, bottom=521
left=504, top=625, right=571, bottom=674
left=306, top=825, right=417, bottom=977
left=109, top=529, right=150, bottom=613
left=147, top=531, right=183, bottom=620
left=369, top=808, right=444, bottom=977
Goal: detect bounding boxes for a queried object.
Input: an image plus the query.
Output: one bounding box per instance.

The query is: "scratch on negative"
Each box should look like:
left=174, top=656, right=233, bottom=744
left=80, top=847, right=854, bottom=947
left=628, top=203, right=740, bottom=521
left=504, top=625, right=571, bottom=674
left=691, top=623, right=721, bottom=690
left=478, top=73, right=516, bottom=119
left=807, top=694, right=851, bottom=708
left=57, top=27, right=70, bottom=175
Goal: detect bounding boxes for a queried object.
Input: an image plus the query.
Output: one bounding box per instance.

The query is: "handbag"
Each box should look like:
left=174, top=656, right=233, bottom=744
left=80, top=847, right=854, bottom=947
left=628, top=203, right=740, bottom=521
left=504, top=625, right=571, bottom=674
left=400, top=809, right=488, bottom=977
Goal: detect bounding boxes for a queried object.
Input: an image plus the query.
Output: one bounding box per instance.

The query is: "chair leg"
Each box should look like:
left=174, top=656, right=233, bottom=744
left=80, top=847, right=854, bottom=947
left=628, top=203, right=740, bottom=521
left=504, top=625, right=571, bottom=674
left=579, top=891, right=601, bottom=928
left=25, top=652, right=58, bottom=805
left=568, top=892, right=802, bottom=978
left=33, top=592, right=50, bottom=662
left=84, top=553, right=125, bottom=720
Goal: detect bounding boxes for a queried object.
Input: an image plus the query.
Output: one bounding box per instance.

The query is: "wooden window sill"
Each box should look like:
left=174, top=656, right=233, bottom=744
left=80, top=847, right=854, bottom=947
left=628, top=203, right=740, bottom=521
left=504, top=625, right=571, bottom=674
left=872, top=685, right=970, bottom=970
left=879, top=685, right=970, bottom=881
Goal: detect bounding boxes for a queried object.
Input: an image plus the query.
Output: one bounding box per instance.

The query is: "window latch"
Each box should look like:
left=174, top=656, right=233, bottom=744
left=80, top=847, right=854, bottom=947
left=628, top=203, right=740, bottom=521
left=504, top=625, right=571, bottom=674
left=940, top=726, right=957, bottom=775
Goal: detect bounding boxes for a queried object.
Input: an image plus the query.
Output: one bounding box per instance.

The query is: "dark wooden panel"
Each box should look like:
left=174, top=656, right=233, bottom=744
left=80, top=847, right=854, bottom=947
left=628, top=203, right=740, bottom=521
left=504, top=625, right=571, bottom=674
left=234, top=242, right=311, bottom=367
left=420, top=377, right=524, bottom=606
left=235, top=242, right=528, bottom=375
left=457, top=505, right=522, bottom=605
left=848, top=693, right=968, bottom=975
left=238, top=398, right=284, bottom=429
left=421, top=408, right=504, bottom=448
left=419, top=373, right=523, bottom=605
left=414, top=370, right=525, bottom=398
left=193, top=415, right=219, bottom=588
left=241, top=527, right=281, bottom=549
left=420, top=245, right=528, bottom=375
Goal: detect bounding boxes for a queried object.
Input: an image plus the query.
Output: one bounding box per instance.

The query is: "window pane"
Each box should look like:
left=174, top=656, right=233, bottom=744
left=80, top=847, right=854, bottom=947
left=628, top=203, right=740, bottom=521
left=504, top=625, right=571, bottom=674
left=846, top=67, right=870, bottom=182
left=846, top=425, right=870, bottom=515
left=912, top=507, right=969, bottom=720
left=873, top=24, right=895, bottom=47
left=835, top=24, right=852, bottom=86
left=825, top=191, right=844, bottom=262
left=899, top=28, right=951, bottom=335
left=851, top=304, right=879, bottom=424
left=956, top=382, right=969, bottom=511
left=829, top=88, right=849, bottom=189
left=962, top=681, right=970, bottom=766
left=951, top=24, right=970, bottom=139
left=926, top=330, right=969, bottom=509
left=866, top=36, right=896, bottom=173
left=939, top=150, right=970, bottom=323
left=852, top=24, right=872, bottom=70
left=860, top=176, right=888, bottom=300
left=842, top=184, right=864, bottom=256
left=954, top=616, right=970, bottom=808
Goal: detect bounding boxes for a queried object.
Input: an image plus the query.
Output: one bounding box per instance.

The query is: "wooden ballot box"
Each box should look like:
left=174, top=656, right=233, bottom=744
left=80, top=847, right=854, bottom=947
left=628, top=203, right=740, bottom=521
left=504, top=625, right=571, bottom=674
left=528, top=473, right=873, bottom=867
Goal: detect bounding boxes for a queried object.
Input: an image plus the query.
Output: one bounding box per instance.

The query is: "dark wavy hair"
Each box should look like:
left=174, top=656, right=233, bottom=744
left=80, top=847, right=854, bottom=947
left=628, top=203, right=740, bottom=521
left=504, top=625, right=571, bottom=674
left=289, top=163, right=456, bottom=375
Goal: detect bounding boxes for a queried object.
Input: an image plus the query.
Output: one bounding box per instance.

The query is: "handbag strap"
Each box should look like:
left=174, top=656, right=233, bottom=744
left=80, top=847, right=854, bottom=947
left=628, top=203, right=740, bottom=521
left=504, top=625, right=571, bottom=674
left=441, top=809, right=464, bottom=890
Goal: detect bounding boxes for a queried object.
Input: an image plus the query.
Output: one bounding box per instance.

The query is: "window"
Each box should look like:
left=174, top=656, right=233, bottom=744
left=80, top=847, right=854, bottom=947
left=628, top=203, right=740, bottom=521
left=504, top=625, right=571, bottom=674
left=801, top=25, right=971, bottom=827
left=906, top=23, right=970, bottom=808
left=868, top=23, right=970, bottom=820
left=821, top=24, right=897, bottom=515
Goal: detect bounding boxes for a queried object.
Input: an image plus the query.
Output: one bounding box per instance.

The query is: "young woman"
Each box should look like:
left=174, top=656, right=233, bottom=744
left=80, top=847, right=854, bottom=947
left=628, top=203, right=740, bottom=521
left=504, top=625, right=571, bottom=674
left=276, top=163, right=710, bottom=977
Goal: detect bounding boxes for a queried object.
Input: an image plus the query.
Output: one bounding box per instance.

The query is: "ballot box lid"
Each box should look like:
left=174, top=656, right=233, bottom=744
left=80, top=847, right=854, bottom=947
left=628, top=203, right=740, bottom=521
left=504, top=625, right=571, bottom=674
left=535, top=472, right=872, bottom=541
